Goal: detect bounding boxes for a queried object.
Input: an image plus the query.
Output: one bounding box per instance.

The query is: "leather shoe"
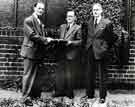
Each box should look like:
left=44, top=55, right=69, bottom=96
left=66, top=94, right=73, bottom=99
left=65, top=91, right=74, bottom=99
left=99, top=98, right=105, bottom=103
left=81, top=95, right=94, bottom=99
left=52, top=93, right=65, bottom=97
left=23, top=98, right=33, bottom=106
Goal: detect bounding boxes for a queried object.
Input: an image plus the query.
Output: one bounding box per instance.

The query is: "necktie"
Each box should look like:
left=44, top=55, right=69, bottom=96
left=94, top=18, right=97, bottom=28
left=66, top=25, right=70, bottom=31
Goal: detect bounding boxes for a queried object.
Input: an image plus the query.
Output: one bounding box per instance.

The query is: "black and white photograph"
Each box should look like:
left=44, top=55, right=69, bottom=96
left=0, top=0, right=133, bottom=107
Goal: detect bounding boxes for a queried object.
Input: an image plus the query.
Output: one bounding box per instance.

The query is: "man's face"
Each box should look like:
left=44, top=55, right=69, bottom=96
left=34, top=3, right=45, bottom=16
left=92, top=4, right=103, bottom=17
left=66, top=11, right=76, bottom=24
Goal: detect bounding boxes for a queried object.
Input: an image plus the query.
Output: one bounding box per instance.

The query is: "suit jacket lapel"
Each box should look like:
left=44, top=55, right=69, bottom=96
left=91, top=18, right=95, bottom=34
left=65, top=24, right=77, bottom=39
left=60, top=24, right=67, bottom=39
left=94, top=18, right=105, bottom=35
left=88, top=18, right=95, bottom=37
left=32, top=15, right=43, bottom=36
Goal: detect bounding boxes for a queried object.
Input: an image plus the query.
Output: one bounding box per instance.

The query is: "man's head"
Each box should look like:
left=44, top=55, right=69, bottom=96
left=66, top=10, right=76, bottom=24
left=33, top=2, right=45, bottom=16
left=92, top=3, right=103, bottom=18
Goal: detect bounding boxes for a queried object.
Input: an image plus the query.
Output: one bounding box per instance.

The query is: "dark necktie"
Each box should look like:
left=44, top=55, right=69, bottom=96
left=66, top=25, right=70, bottom=32
left=39, top=24, right=43, bottom=36
left=94, top=18, right=97, bottom=28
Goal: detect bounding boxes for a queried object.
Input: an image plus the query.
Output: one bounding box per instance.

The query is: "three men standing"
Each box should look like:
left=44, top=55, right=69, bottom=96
left=20, top=1, right=115, bottom=105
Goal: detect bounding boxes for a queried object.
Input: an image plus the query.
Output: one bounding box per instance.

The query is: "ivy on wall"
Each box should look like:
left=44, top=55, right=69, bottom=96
left=67, top=0, right=127, bottom=36
left=131, top=0, right=135, bottom=34
left=0, top=0, right=15, bottom=27
left=0, top=0, right=128, bottom=35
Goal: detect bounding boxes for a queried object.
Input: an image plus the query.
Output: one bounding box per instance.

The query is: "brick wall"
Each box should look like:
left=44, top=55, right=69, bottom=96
left=0, top=28, right=23, bottom=80
left=0, top=28, right=134, bottom=89
left=107, top=40, right=134, bottom=89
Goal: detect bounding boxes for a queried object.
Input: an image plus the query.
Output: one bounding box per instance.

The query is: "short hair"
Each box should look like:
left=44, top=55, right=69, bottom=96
left=66, top=9, right=76, bottom=16
left=92, top=3, right=103, bottom=10
left=33, top=1, right=44, bottom=8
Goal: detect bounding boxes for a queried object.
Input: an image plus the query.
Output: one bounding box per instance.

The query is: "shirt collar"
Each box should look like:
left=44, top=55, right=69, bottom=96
left=68, top=22, right=74, bottom=28
left=94, top=16, right=102, bottom=24
left=33, top=13, right=41, bottom=24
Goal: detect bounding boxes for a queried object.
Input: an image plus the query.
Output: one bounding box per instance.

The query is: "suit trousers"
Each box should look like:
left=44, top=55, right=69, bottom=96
left=22, top=58, right=42, bottom=99
left=55, top=59, right=74, bottom=98
left=86, top=47, right=107, bottom=99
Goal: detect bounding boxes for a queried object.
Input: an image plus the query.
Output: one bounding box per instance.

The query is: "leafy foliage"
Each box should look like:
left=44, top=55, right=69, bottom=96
left=0, top=97, right=135, bottom=107
left=67, top=0, right=129, bottom=65
left=67, top=0, right=127, bottom=36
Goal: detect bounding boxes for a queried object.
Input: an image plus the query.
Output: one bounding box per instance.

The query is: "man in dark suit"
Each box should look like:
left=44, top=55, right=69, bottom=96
left=20, top=2, right=53, bottom=105
left=85, top=3, right=114, bottom=103
left=54, top=10, right=82, bottom=99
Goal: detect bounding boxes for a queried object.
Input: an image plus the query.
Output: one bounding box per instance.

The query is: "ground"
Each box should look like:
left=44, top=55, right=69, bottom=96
left=0, top=89, right=135, bottom=107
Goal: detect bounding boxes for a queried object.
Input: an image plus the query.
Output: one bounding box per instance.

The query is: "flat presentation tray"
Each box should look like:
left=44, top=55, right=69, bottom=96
left=50, top=39, right=67, bottom=44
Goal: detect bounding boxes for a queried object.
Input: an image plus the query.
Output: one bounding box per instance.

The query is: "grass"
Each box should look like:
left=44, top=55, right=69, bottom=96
left=0, top=89, right=135, bottom=107
left=0, top=97, right=135, bottom=107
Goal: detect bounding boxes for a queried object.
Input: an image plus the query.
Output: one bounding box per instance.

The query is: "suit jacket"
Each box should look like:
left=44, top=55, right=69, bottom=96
left=20, top=14, right=47, bottom=59
left=86, top=17, right=114, bottom=60
left=60, top=23, right=82, bottom=60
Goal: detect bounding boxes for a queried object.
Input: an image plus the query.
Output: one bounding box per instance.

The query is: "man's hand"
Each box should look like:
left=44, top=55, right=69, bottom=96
left=46, top=37, right=53, bottom=43
left=42, top=37, right=53, bottom=45
left=67, top=40, right=72, bottom=46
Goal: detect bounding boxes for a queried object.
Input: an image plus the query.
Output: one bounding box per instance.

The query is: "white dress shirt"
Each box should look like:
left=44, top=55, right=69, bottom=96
left=33, top=13, right=41, bottom=24
left=94, top=16, right=102, bottom=25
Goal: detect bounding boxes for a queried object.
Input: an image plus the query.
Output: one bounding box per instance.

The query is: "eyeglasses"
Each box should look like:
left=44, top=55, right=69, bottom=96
left=67, top=15, right=74, bottom=18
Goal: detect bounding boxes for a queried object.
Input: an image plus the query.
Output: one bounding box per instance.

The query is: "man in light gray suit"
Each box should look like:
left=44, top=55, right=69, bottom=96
left=20, top=2, right=53, bottom=106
